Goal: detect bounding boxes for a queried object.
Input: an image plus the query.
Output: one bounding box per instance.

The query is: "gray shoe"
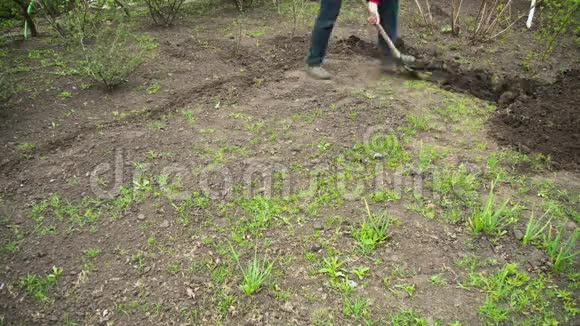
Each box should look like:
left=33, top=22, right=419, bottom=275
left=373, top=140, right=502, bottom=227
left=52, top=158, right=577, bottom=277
left=306, top=66, right=331, bottom=80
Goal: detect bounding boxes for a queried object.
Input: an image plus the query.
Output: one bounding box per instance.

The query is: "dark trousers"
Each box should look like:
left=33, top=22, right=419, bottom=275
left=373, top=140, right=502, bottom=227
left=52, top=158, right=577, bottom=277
left=306, top=0, right=399, bottom=67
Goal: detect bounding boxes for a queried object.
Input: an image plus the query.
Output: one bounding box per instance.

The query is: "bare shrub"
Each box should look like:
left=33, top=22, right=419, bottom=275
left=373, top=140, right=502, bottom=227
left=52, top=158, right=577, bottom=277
left=232, top=0, right=254, bottom=12
left=144, top=0, right=186, bottom=26
left=471, top=0, right=525, bottom=42
left=412, top=0, right=433, bottom=27
left=451, top=0, right=463, bottom=35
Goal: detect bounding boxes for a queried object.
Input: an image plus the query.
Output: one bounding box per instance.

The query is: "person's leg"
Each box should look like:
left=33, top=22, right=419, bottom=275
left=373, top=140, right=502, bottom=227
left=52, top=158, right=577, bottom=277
left=306, top=0, right=342, bottom=67
left=377, top=0, right=399, bottom=57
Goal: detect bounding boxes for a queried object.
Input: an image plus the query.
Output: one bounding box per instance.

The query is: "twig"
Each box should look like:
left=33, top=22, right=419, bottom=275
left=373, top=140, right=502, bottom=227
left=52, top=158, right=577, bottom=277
left=488, top=13, right=525, bottom=40
left=413, top=0, right=428, bottom=25
left=481, top=0, right=513, bottom=38
left=474, top=1, right=487, bottom=35
left=425, top=0, right=433, bottom=25
left=451, top=0, right=463, bottom=34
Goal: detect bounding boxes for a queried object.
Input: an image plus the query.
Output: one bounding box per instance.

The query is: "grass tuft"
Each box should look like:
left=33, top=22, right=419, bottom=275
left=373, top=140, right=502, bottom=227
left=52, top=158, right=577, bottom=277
left=388, top=308, right=428, bottom=325
left=543, top=227, right=578, bottom=273
left=230, top=245, right=273, bottom=296
left=352, top=199, right=392, bottom=253
left=19, top=266, right=63, bottom=301
left=469, top=182, right=515, bottom=237
left=342, top=296, right=370, bottom=320
left=522, top=210, right=552, bottom=246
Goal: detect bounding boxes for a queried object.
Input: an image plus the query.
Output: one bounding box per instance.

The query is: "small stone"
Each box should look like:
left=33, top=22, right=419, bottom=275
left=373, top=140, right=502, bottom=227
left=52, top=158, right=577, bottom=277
left=565, top=221, right=577, bottom=231
left=310, top=244, right=322, bottom=252
left=529, top=250, right=545, bottom=269
left=347, top=279, right=358, bottom=288
left=137, top=214, right=145, bottom=221
left=513, top=229, right=524, bottom=241
left=160, top=220, right=170, bottom=228
left=313, top=222, right=323, bottom=231
left=373, top=153, right=384, bottom=160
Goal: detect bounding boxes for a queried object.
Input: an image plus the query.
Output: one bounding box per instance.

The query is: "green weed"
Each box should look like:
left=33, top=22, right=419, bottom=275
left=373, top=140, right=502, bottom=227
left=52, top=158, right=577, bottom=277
left=369, top=190, right=400, bottom=203
left=231, top=246, right=273, bottom=296
left=417, top=142, right=440, bottom=172
left=16, top=143, right=36, bottom=159
left=211, top=263, right=231, bottom=285
left=215, top=289, right=236, bottom=319
left=405, top=194, right=436, bottom=220
left=166, top=262, right=181, bottom=275
left=58, top=91, right=72, bottom=99
left=430, top=274, right=445, bottom=286
left=19, top=266, right=63, bottom=301
left=393, top=283, right=416, bottom=297
left=182, top=110, right=196, bottom=124
left=146, top=81, right=160, bottom=95
left=317, top=140, right=331, bottom=153
left=543, top=227, right=578, bottom=273
left=350, top=266, right=370, bottom=280
left=352, top=199, right=392, bottom=253
left=365, top=132, right=409, bottom=167
left=132, top=250, right=146, bottom=273
left=4, top=231, right=23, bottom=253
left=469, top=182, right=515, bottom=237
left=83, top=248, right=101, bottom=259
left=172, top=192, right=210, bottom=226
left=406, top=114, right=431, bottom=131
left=388, top=308, right=428, bottom=325
left=465, top=263, right=565, bottom=324
left=342, top=296, right=370, bottom=320
left=522, top=210, right=552, bottom=246
left=238, top=195, right=282, bottom=234
left=432, top=164, right=480, bottom=203
left=317, top=255, right=346, bottom=284
left=404, top=80, right=428, bottom=90
left=30, top=194, right=104, bottom=230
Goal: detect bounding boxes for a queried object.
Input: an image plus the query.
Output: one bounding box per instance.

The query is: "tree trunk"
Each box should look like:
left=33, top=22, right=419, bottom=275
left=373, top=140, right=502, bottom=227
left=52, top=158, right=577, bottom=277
left=13, top=0, right=38, bottom=37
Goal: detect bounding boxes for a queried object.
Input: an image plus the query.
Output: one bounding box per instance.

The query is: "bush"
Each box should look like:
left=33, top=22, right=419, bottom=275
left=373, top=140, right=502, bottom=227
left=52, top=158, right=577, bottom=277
left=539, top=0, right=580, bottom=58
left=79, top=25, right=146, bottom=89
left=60, top=0, right=102, bottom=45
left=143, top=0, right=186, bottom=26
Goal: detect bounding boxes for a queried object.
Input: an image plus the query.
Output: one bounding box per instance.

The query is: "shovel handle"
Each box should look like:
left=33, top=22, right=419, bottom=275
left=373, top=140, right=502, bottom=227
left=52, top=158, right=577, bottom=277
left=375, top=24, right=401, bottom=59
left=360, top=0, right=401, bottom=59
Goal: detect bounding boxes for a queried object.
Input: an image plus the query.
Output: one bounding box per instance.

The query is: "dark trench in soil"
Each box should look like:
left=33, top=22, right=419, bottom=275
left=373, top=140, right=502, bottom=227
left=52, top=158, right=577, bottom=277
left=339, top=35, right=580, bottom=171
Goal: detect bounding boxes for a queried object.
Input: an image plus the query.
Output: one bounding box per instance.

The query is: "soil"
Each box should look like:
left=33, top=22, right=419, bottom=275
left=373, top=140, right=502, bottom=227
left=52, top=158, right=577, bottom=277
left=333, top=32, right=579, bottom=170
left=0, top=1, right=578, bottom=325
left=491, top=70, right=580, bottom=170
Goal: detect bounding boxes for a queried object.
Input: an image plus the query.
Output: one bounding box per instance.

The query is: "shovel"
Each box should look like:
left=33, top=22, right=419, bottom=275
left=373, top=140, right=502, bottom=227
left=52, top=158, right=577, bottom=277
left=361, top=0, right=424, bottom=77
left=375, top=22, right=416, bottom=68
